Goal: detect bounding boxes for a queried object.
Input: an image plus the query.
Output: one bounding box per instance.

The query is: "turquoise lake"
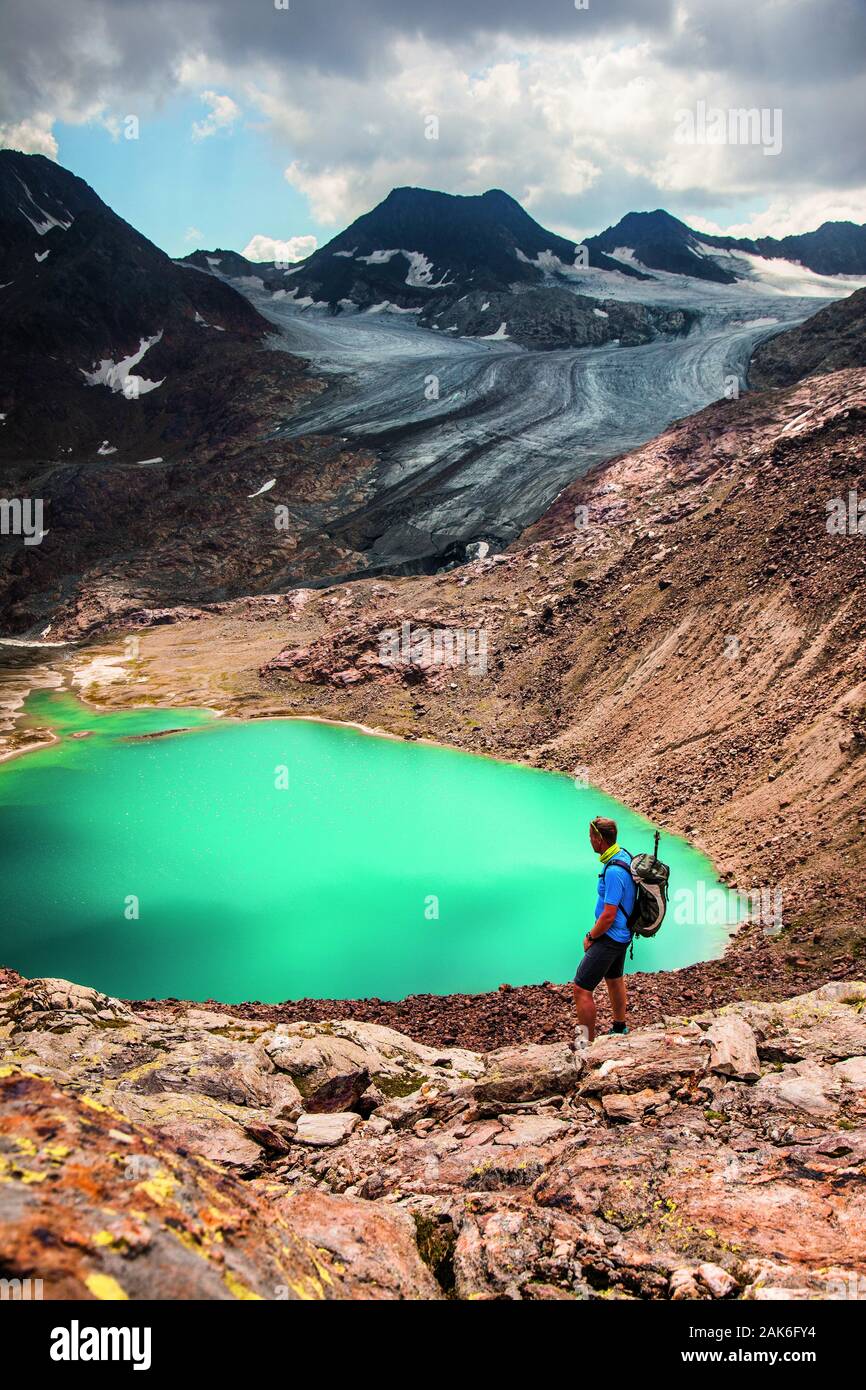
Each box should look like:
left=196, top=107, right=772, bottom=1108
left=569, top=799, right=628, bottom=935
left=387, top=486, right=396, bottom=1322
left=0, top=691, right=737, bottom=1003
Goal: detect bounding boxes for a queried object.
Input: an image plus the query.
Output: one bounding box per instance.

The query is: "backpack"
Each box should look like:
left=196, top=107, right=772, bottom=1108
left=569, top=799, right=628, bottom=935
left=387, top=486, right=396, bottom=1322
left=602, top=831, right=670, bottom=940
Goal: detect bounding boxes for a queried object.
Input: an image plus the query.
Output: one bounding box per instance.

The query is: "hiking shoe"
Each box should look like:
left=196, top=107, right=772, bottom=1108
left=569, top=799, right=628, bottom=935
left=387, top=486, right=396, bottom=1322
left=608, top=1024, right=629, bottom=1036
left=572, top=1026, right=591, bottom=1053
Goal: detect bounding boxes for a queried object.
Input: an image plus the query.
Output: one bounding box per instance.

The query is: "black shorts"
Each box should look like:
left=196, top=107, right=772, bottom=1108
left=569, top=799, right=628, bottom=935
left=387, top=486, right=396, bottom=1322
left=574, top=935, right=628, bottom=992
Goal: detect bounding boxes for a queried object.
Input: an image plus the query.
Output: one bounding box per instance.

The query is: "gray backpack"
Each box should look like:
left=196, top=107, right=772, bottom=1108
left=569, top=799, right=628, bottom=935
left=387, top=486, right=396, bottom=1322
left=602, top=832, right=670, bottom=939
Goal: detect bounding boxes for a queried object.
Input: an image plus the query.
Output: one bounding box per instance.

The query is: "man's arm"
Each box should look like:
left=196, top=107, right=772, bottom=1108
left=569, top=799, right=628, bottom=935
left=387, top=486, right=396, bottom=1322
left=583, top=903, right=618, bottom=951
left=583, top=866, right=627, bottom=951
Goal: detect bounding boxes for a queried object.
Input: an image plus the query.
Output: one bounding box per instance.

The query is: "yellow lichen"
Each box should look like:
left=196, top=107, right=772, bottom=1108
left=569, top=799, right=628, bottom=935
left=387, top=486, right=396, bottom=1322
left=224, top=1270, right=263, bottom=1300
left=84, top=1272, right=129, bottom=1301
left=135, top=1168, right=178, bottom=1206
left=80, top=1095, right=110, bottom=1114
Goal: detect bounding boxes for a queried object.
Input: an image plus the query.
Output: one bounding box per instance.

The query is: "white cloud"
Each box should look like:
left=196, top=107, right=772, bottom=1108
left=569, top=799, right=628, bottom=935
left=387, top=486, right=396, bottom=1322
left=242, top=233, right=318, bottom=263
left=191, top=90, right=240, bottom=141
left=184, top=225, right=203, bottom=242
left=242, top=32, right=866, bottom=239
left=0, top=116, right=58, bottom=159
left=689, top=191, right=866, bottom=241
left=1, top=2, right=864, bottom=242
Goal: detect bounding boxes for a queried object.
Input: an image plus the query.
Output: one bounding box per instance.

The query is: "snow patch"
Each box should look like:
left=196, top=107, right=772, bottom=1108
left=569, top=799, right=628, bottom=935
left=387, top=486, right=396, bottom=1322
left=272, top=287, right=327, bottom=309
left=402, top=250, right=452, bottom=289
left=357, top=249, right=401, bottom=265
left=15, top=174, right=73, bottom=235
left=608, top=246, right=642, bottom=265
left=479, top=321, right=510, bottom=340
left=333, top=248, right=357, bottom=258
left=248, top=479, right=276, bottom=498
left=593, top=308, right=609, bottom=318
left=366, top=301, right=421, bottom=315
left=515, top=247, right=575, bottom=275
left=355, top=247, right=452, bottom=288
left=81, top=331, right=165, bottom=397
left=97, top=441, right=117, bottom=456
left=694, top=242, right=866, bottom=298
left=34, top=250, right=50, bottom=263
left=0, top=636, right=68, bottom=648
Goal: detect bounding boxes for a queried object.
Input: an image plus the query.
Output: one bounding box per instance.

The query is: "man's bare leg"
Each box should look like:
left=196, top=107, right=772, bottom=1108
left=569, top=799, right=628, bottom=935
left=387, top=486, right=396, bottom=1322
left=572, top=983, right=597, bottom=1042
left=605, top=975, right=627, bottom=1029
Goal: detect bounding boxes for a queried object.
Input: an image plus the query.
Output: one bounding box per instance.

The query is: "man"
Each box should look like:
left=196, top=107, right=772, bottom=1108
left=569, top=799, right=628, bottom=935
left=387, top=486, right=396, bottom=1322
left=573, top=816, right=636, bottom=1046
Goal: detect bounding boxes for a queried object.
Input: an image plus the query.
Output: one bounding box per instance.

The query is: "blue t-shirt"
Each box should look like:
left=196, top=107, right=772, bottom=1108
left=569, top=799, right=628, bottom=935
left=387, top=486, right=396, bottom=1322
left=595, top=851, right=636, bottom=944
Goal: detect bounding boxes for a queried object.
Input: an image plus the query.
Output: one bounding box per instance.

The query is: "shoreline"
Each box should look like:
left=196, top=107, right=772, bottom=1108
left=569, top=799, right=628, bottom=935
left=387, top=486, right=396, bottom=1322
left=0, top=686, right=747, bottom=1044
left=1, top=913, right=854, bottom=1052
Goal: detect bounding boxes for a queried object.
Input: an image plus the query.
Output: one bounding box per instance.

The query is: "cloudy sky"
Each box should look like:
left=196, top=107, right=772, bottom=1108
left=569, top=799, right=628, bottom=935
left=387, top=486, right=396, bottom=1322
left=1, top=0, right=864, bottom=259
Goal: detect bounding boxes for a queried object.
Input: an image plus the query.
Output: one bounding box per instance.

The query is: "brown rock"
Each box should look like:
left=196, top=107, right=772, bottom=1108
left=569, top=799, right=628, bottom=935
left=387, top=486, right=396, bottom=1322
left=472, top=1042, right=580, bottom=1113
left=0, top=1069, right=345, bottom=1301
left=294, top=1112, right=361, bottom=1147
left=706, top=1016, right=761, bottom=1081
left=602, top=1088, right=671, bottom=1122
left=276, top=1191, right=442, bottom=1300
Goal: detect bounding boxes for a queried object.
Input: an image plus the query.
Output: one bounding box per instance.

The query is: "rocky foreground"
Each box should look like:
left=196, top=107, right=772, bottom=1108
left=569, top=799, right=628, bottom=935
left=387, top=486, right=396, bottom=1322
left=2, top=975, right=865, bottom=1300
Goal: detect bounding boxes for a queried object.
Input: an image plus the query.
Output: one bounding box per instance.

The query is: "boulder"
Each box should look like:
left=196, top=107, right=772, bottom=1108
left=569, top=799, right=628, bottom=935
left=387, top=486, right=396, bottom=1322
left=114, top=1092, right=265, bottom=1168
left=697, top=1262, right=738, bottom=1298
left=276, top=1191, right=442, bottom=1300
left=740, top=1258, right=865, bottom=1301
left=0, top=1069, right=345, bottom=1300
left=3, top=976, right=137, bottom=1029
left=295, top=1112, right=361, bottom=1147
left=472, top=1042, right=579, bottom=1112
left=492, top=1114, right=572, bottom=1147
left=265, top=1018, right=483, bottom=1113
left=720, top=984, right=866, bottom=1064
left=670, top=1268, right=704, bottom=1300
left=452, top=1200, right=592, bottom=1301
left=706, top=1016, right=761, bottom=1081
left=266, top=1031, right=372, bottom=1112
left=834, top=1055, right=866, bottom=1090
left=581, top=1024, right=707, bottom=1096
left=753, top=1061, right=842, bottom=1117
left=602, top=1088, right=671, bottom=1122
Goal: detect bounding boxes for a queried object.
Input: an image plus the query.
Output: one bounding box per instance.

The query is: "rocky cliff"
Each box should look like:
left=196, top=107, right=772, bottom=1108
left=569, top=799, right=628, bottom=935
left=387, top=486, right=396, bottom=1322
left=748, top=285, right=866, bottom=388
left=2, top=974, right=864, bottom=1300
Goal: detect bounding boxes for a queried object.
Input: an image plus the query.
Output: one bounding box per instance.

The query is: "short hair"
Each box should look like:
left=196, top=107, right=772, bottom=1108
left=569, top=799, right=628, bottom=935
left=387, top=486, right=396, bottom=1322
left=590, top=816, right=617, bottom=846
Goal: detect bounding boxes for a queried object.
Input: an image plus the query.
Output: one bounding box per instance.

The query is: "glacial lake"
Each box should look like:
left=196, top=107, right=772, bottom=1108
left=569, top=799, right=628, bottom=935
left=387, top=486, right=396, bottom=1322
left=0, top=692, right=739, bottom=1003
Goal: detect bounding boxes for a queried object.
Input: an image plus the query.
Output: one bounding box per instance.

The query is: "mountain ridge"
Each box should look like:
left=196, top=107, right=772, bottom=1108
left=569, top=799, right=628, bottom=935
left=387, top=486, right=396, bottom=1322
left=186, top=186, right=866, bottom=308
left=0, top=148, right=288, bottom=465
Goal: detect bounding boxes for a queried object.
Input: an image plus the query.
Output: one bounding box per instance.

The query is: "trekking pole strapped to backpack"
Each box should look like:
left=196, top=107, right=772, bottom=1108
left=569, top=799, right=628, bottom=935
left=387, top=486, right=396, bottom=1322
left=626, top=832, right=670, bottom=937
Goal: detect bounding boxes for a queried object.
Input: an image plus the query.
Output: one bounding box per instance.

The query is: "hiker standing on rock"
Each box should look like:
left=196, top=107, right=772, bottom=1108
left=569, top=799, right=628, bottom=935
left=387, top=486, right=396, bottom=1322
left=573, top=816, right=635, bottom=1047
